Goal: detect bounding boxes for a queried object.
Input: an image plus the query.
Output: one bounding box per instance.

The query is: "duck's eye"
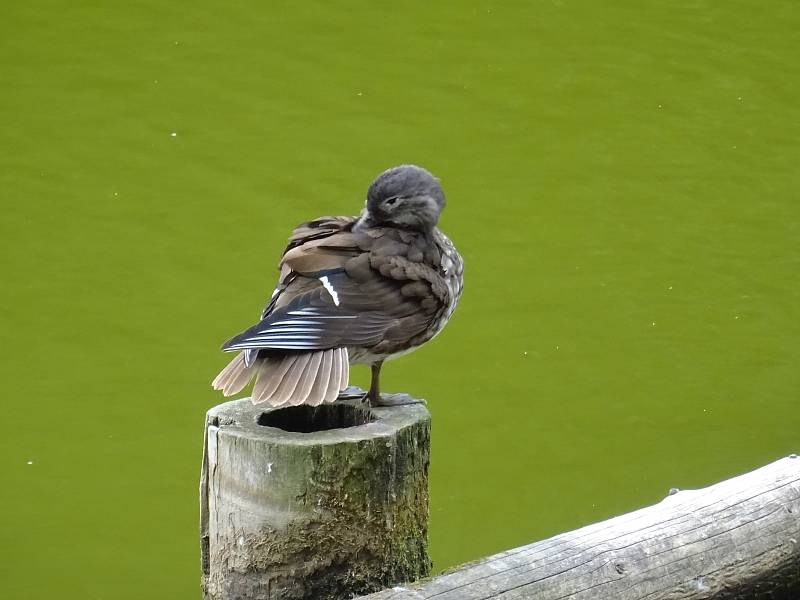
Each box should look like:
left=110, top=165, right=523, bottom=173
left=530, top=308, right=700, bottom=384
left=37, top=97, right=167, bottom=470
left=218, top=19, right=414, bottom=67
left=385, top=197, right=398, bottom=206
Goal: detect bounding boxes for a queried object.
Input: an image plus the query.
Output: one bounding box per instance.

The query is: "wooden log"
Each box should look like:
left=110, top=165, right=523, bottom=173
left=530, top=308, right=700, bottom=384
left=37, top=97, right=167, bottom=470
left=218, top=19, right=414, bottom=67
left=358, top=456, right=800, bottom=600
left=200, top=390, right=431, bottom=600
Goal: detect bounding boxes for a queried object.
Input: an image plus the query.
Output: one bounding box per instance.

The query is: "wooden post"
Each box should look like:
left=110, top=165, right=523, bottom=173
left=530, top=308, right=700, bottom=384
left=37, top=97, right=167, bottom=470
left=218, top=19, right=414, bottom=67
left=200, top=391, right=431, bottom=600
left=356, top=455, right=800, bottom=599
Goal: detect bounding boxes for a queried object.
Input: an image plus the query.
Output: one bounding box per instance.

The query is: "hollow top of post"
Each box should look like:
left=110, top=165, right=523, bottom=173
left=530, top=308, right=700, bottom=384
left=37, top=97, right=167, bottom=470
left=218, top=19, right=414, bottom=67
left=206, top=387, right=430, bottom=447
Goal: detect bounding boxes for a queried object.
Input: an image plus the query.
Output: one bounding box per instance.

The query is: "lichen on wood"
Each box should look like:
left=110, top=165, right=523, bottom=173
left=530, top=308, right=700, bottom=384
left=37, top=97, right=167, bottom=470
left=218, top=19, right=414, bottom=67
left=201, top=392, right=431, bottom=600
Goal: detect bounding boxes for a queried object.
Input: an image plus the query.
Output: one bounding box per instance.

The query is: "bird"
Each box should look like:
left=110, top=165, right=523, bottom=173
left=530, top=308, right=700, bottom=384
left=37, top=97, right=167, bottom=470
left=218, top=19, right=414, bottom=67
left=212, top=164, right=464, bottom=408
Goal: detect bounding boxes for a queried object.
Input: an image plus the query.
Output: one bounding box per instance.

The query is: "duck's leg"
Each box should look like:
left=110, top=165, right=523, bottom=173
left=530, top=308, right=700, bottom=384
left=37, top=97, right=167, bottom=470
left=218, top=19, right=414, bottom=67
left=367, top=361, right=383, bottom=407
left=365, top=360, right=426, bottom=407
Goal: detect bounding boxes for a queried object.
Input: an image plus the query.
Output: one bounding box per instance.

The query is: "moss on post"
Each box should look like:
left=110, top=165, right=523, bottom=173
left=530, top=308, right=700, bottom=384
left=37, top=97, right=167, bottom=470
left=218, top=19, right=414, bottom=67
left=200, top=391, right=431, bottom=600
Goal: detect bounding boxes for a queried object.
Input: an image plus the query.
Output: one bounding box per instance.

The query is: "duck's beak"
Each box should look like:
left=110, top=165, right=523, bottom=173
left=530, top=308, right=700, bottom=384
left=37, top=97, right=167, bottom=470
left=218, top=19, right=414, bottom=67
left=355, top=209, right=376, bottom=230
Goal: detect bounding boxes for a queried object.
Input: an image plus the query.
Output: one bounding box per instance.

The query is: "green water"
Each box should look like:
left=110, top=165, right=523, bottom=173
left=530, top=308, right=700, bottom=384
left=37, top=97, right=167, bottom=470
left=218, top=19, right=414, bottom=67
left=2, top=1, right=799, bottom=597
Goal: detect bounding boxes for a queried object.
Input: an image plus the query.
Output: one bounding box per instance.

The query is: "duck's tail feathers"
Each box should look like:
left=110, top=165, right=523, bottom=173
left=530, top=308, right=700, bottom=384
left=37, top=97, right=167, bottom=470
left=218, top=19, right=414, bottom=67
left=213, top=349, right=349, bottom=407
left=211, top=352, right=257, bottom=397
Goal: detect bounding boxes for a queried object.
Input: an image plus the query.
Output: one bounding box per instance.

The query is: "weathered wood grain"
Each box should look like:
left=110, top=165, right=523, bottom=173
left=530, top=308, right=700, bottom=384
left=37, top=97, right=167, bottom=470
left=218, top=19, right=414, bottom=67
left=358, top=456, right=800, bottom=600
left=201, top=392, right=431, bottom=600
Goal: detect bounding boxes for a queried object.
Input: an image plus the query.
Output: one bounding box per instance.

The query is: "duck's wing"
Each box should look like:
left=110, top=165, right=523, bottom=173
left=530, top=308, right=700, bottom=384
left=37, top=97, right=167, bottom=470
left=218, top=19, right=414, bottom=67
left=222, top=217, right=447, bottom=354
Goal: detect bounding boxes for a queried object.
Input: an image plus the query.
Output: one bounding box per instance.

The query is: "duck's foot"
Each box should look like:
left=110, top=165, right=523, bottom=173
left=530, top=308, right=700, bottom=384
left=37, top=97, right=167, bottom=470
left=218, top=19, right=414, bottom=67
left=337, top=386, right=368, bottom=401
left=368, top=392, right=427, bottom=408
left=337, top=386, right=425, bottom=407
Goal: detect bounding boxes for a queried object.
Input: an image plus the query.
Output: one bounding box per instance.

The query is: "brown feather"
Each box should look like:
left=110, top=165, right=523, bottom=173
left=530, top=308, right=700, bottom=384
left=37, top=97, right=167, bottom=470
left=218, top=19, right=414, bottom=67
left=306, top=351, right=332, bottom=406
left=223, top=355, right=256, bottom=396
left=212, top=353, right=255, bottom=396
left=281, top=246, right=350, bottom=273
left=211, top=354, right=239, bottom=391
left=324, top=349, right=342, bottom=404
left=289, top=351, right=323, bottom=406
left=340, top=347, right=349, bottom=391
left=265, top=353, right=309, bottom=406
left=285, top=217, right=355, bottom=253
left=276, top=352, right=316, bottom=406
left=251, top=355, right=295, bottom=405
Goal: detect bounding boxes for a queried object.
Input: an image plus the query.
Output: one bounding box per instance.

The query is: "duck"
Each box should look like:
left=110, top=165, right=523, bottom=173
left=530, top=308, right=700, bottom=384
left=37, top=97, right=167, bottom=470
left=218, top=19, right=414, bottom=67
left=212, top=164, right=464, bottom=408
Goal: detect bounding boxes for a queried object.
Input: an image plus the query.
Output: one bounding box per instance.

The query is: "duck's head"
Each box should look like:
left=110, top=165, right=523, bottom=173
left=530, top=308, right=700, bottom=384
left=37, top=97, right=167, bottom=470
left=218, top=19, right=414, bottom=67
left=357, top=164, right=445, bottom=231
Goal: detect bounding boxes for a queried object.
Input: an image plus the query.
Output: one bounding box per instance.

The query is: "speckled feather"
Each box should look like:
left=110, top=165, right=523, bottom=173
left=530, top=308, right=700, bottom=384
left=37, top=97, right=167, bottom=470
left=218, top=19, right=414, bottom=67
left=212, top=165, right=464, bottom=407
